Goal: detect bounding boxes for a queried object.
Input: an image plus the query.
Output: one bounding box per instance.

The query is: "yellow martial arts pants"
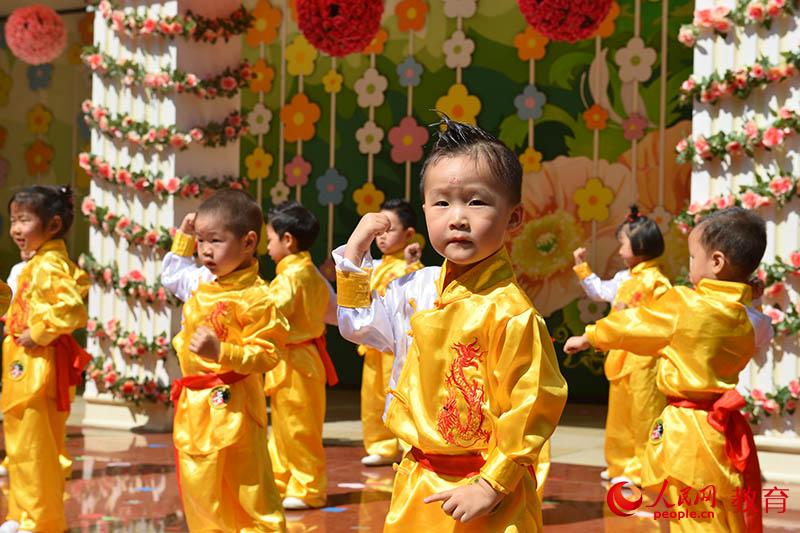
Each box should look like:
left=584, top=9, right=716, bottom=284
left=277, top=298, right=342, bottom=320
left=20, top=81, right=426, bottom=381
left=360, top=347, right=399, bottom=459
left=605, top=365, right=665, bottom=484
left=177, top=419, right=285, bottom=531
left=535, top=439, right=550, bottom=501
left=267, top=365, right=327, bottom=507
left=3, top=393, right=68, bottom=532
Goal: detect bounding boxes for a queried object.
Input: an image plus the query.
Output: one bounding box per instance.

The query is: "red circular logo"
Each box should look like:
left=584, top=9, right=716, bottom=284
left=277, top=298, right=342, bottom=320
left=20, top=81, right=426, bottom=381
left=607, top=481, right=643, bottom=517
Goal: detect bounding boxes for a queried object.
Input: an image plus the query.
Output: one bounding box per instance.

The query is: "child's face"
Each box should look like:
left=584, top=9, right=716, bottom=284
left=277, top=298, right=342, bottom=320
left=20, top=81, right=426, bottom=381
left=422, top=156, right=521, bottom=270
left=265, top=224, right=293, bottom=264
left=194, top=213, right=256, bottom=277
left=617, top=230, right=639, bottom=269
left=376, top=210, right=414, bottom=255
left=688, top=225, right=721, bottom=285
left=9, top=202, right=57, bottom=254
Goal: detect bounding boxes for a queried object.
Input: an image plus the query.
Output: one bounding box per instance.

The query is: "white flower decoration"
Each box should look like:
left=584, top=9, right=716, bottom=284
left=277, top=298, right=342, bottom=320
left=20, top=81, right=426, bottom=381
left=270, top=180, right=290, bottom=205
left=356, top=120, right=384, bottom=155
left=247, top=103, right=272, bottom=136
left=648, top=205, right=672, bottom=233
left=444, top=0, right=477, bottom=19
left=614, top=37, right=657, bottom=83
left=443, top=30, right=475, bottom=70
left=354, top=67, right=388, bottom=109
left=578, top=298, right=608, bottom=324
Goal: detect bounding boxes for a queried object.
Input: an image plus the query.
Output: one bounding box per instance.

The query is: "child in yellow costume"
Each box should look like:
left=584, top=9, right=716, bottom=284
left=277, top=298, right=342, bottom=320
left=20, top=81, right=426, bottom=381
left=2, top=186, right=91, bottom=533
left=357, top=198, right=423, bottom=467
left=572, top=206, right=670, bottom=487
left=335, top=118, right=568, bottom=531
left=262, top=201, right=339, bottom=510
left=161, top=190, right=288, bottom=531
left=566, top=207, right=769, bottom=533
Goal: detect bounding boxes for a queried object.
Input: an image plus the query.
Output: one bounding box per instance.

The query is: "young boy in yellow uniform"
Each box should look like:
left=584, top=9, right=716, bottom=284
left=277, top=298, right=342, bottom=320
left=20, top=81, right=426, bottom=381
left=335, top=118, right=568, bottom=531
left=262, top=201, right=339, bottom=510
left=566, top=207, right=769, bottom=533
left=357, top=198, right=423, bottom=467
left=161, top=190, right=288, bottom=531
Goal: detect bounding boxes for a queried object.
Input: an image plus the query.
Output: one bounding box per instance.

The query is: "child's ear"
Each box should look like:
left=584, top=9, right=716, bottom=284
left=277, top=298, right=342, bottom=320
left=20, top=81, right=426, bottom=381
left=47, top=215, right=63, bottom=238
left=244, top=230, right=258, bottom=253
left=710, top=250, right=727, bottom=276
left=282, top=231, right=298, bottom=252
left=404, top=227, right=416, bottom=242
left=506, top=204, right=523, bottom=232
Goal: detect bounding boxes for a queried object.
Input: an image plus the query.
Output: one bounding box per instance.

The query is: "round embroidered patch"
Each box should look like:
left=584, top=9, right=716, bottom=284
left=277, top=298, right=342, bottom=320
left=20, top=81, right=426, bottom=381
left=8, top=360, right=25, bottom=381
left=208, top=385, right=231, bottom=409
left=649, top=418, right=664, bottom=443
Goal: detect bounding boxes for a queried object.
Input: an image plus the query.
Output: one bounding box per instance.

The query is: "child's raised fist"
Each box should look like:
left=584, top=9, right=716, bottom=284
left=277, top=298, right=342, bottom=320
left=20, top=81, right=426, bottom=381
left=180, top=213, right=197, bottom=236
left=573, top=247, right=588, bottom=266
left=344, top=212, right=392, bottom=264
left=189, top=327, right=220, bottom=361
left=404, top=242, right=422, bottom=264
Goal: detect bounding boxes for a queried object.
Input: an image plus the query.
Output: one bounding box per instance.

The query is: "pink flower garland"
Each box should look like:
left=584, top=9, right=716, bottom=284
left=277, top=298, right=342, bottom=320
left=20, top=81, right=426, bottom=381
left=81, top=197, right=174, bottom=252
left=87, top=317, right=172, bottom=359
left=79, top=252, right=179, bottom=307
left=678, top=0, right=797, bottom=47
left=86, top=357, right=171, bottom=405
left=742, top=378, right=800, bottom=424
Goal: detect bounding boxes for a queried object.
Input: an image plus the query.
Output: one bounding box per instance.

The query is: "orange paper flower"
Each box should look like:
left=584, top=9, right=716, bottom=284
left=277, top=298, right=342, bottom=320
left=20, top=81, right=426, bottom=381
left=25, top=139, right=54, bottom=176
left=362, top=27, right=388, bottom=55
left=593, top=1, right=620, bottom=39
left=246, top=0, right=283, bottom=47
left=583, top=104, right=608, bottom=130
left=514, top=26, right=549, bottom=61
left=395, top=0, right=428, bottom=32
left=281, top=93, right=321, bottom=142
left=249, top=59, right=275, bottom=93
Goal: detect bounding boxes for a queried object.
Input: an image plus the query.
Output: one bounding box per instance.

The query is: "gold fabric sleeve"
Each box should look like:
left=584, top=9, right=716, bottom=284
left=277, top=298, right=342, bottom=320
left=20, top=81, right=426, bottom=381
left=171, top=230, right=196, bottom=257
left=216, top=294, right=288, bottom=374
left=28, top=256, right=89, bottom=346
left=336, top=269, right=372, bottom=308
left=572, top=262, right=593, bottom=280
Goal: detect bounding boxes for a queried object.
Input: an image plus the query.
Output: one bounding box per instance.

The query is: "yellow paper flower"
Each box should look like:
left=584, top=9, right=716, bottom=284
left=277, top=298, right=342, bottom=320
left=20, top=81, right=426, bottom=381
left=352, top=182, right=385, bottom=216
left=246, top=147, right=274, bottom=180
left=574, top=177, right=614, bottom=222
left=435, top=83, right=481, bottom=125
left=27, top=104, right=53, bottom=135
left=322, top=69, right=343, bottom=94
left=286, top=35, right=318, bottom=77
left=519, top=147, right=543, bottom=173
left=511, top=210, right=584, bottom=280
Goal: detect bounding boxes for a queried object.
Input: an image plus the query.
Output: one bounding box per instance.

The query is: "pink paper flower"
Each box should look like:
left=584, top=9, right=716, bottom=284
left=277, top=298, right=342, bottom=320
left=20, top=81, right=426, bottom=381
left=284, top=154, right=312, bottom=187
left=763, top=398, right=779, bottom=414
left=388, top=116, right=429, bottom=163
left=789, top=378, right=800, bottom=398
left=765, top=282, right=784, bottom=298
left=762, top=127, right=785, bottom=148
left=769, top=176, right=793, bottom=195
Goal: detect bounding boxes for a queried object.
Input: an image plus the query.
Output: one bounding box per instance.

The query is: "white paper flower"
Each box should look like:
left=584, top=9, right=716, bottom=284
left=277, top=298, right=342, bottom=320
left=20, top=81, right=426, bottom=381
left=578, top=298, right=608, bottom=324
left=270, top=180, right=290, bottom=204
left=443, top=30, right=475, bottom=69
left=614, top=37, right=656, bottom=83
left=354, top=67, right=388, bottom=109
left=356, top=120, right=384, bottom=155
left=648, top=205, right=672, bottom=233
left=247, top=103, right=272, bottom=136
left=444, top=0, right=477, bottom=19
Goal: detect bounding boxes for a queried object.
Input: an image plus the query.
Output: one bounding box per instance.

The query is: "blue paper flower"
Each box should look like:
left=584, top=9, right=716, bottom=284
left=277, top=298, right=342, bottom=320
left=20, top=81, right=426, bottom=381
left=316, top=167, right=348, bottom=205
left=514, top=85, right=546, bottom=121
left=397, top=56, right=422, bottom=88
left=27, top=64, right=53, bottom=91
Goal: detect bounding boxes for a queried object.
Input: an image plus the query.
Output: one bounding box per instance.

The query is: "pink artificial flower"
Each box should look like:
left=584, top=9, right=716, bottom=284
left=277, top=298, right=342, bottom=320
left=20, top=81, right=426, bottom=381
left=744, top=121, right=760, bottom=140
left=157, top=287, right=167, bottom=303
left=118, top=276, right=129, bottom=289
left=101, top=267, right=113, bottom=284
left=790, top=251, right=800, bottom=269
left=762, top=127, right=785, bottom=148
left=86, top=320, right=97, bottom=333
left=105, top=371, right=118, bottom=386
left=170, top=134, right=186, bottom=149
left=678, top=26, right=696, bottom=47
left=741, top=190, right=771, bottom=209
left=677, top=222, right=691, bottom=235
left=86, top=54, right=104, bottom=70
left=681, top=77, right=696, bottom=92
left=144, top=230, right=159, bottom=246
left=185, top=73, right=199, bottom=87
left=189, top=128, right=203, bottom=141
left=694, top=136, right=712, bottom=159
left=220, top=76, right=237, bottom=91
left=751, top=64, right=766, bottom=79
left=78, top=152, right=91, bottom=170
left=786, top=398, right=797, bottom=412
left=141, top=18, right=157, bottom=35
left=693, top=9, right=714, bottom=28
left=687, top=202, right=704, bottom=216
left=676, top=138, right=689, bottom=153
left=747, top=1, right=766, bottom=21
left=789, top=378, right=800, bottom=398
left=165, top=177, right=181, bottom=194
left=768, top=66, right=784, bottom=82
left=763, top=399, right=780, bottom=414
left=116, top=169, right=132, bottom=186
left=751, top=388, right=767, bottom=402
left=146, top=129, right=157, bottom=143
left=767, top=0, right=783, bottom=16
left=769, top=176, right=793, bottom=195
left=725, top=140, right=743, bottom=156
left=128, top=270, right=145, bottom=282
left=764, top=306, right=785, bottom=325
left=127, top=131, right=141, bottom=144
left=224, top=126, right=235, bottom=138
left=116, top=217, right=131, bottom=232
left=779, top=106, right=794, bottom=120
left=715, top=195, right=735, bottom=209
left=765, top=282, right=785, bottom=298
left=81, top=197, right=96, bottom=216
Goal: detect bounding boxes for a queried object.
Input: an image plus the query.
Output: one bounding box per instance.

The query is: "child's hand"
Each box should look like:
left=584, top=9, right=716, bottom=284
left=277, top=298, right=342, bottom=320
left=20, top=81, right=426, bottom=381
left=404, top=242, right=422, bottom=264
left=564, top=334, right=591, bottom=355
left=424, top=477, right=503, bottom=523
left=15, top=329, right=37, bottom=349
left=573, top=247, right=588, bottom=266
left=179, top=213, right=197, bottom=236
left=189, top=327, right=220, bottom=361
left=343, top=213, right=392, bottom=265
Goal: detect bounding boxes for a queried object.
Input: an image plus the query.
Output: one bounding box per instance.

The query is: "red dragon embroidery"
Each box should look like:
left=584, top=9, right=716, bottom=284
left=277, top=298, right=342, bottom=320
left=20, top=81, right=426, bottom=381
left=7, top=281, right=30, bottom=335
left=436, top=339, right=491, bottom=447
left=202, top=301, right=230, bottom=341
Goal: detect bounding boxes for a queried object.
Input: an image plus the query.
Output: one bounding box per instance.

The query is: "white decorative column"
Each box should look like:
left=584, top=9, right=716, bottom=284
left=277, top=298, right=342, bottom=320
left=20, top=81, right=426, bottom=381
left=81, top=0, right=244, bottom=430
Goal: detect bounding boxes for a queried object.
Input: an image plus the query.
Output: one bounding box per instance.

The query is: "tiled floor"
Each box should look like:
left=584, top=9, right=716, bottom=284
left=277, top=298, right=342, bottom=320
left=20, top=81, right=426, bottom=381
left=0, top=396, right=798, bottom=531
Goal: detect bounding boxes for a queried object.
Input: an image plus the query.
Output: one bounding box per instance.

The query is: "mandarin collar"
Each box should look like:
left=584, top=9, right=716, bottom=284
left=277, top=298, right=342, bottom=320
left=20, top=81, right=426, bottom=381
left=434, top=247, right=515, bottom=306
left=212, top=259, right=260, bottom=289
left=696, top=278, right=752, bottom=306
left=276, top=251, right=312, bottom=275
left=631, top=258, right=661, bottom=275
left=35, top=239, right=68, bottom=257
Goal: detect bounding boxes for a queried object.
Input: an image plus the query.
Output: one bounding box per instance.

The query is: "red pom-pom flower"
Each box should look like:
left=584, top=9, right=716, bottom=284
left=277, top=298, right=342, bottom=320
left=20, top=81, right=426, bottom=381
left=4, top=4, right=68, bottom=65
left=296, top=0, right=384, bottom=57
left=517, top=0, right=612, bottom=43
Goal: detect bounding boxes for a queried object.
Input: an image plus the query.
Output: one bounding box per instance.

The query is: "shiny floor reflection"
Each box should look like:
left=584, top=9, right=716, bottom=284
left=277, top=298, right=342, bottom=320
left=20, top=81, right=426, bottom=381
left=0, top=427, right=797, bottom=531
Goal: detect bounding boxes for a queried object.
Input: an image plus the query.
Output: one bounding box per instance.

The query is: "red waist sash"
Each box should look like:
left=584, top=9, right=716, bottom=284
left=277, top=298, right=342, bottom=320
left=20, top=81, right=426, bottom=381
left=53, top=335, right=92, bottom=413
left=410, top=447, right=538, bottom=484
left=290, top=334, right=339, bottom=387
left=668, top=390, right=762, bottom=533
left=170, top=370, right=248, bottom=403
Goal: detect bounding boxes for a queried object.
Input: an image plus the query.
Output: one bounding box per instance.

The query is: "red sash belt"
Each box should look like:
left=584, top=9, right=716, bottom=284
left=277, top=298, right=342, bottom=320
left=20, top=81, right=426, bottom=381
left=291, top=335, right=339, bottom=387
left=410, top=447, right=538, bottom=484
left=53, top=335, right=92, bottom=413
left=170, top=370, right=248, bottom=403
left=668, top=390, right=762, bottom=533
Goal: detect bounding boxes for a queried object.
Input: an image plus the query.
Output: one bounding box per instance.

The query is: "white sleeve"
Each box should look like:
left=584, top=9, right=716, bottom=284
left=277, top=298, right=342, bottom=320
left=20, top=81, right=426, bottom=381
left=333, top=245, right=398, bottom=354
left=579, top=270, right=629, bottom=303
left=160, top=252, right=213, bottom=303
left=7, top=261, right=26, bottom=295
left=746, top=305, right=774, bottom=360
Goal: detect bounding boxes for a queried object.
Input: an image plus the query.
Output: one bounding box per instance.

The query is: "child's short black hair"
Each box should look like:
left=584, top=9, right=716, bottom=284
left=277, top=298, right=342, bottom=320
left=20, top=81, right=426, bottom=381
left=419, top=115, right=522, bottom=205
left=380, top=198, right=417, bottom=230
left=615, top=205, right=665, bottom=261
left=697, top=207, right=766, bottom=278
left=9, top=185, right=75, bottom=238
left=267, top=200, right=320, bottom=251
left=196, top=189, right=262, bottom=244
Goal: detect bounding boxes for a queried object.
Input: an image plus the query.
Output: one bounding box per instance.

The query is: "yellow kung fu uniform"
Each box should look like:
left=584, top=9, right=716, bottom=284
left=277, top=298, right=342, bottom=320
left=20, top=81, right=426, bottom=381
left=163, top=231, right=288, bottom=532
left=586, top=280, right=769, bottom=533
left=358, top=252, right=422, bottom=460
left=2, top=239, right=89, bottom=532
left=263, top=251, right=332, bottom=507
left=335, top=247, right=568, bottom=532
left=574, top=260, right=670, bottom=485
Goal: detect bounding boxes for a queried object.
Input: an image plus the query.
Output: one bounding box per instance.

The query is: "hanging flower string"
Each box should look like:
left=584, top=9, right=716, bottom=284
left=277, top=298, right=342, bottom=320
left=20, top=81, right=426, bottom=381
left=82, top=100, right=248, bottom=151
left=86, top=356, right=171, bottom=405
left=82, top=47, right=253, bottom=99
left=742, top=378, right=800, bottom=424
left=92, top=0, right=253, bottom=44
left=87, top=317, right=172, bottom=359
left=79, top=252, right=180, bottom=307
left=680, top=51, right=799, bottom=105
left=81, top=197, right=173, bottom=252
left=79, top=152, right=247, bottom=199
left=678, top=0, right=798, bottom=47
left=675, top=107, right=799, bottom=164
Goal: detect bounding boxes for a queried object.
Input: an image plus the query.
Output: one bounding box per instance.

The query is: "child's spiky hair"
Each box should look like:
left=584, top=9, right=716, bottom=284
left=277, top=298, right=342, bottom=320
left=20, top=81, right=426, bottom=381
left=419, top=113, right=522, bottom=205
